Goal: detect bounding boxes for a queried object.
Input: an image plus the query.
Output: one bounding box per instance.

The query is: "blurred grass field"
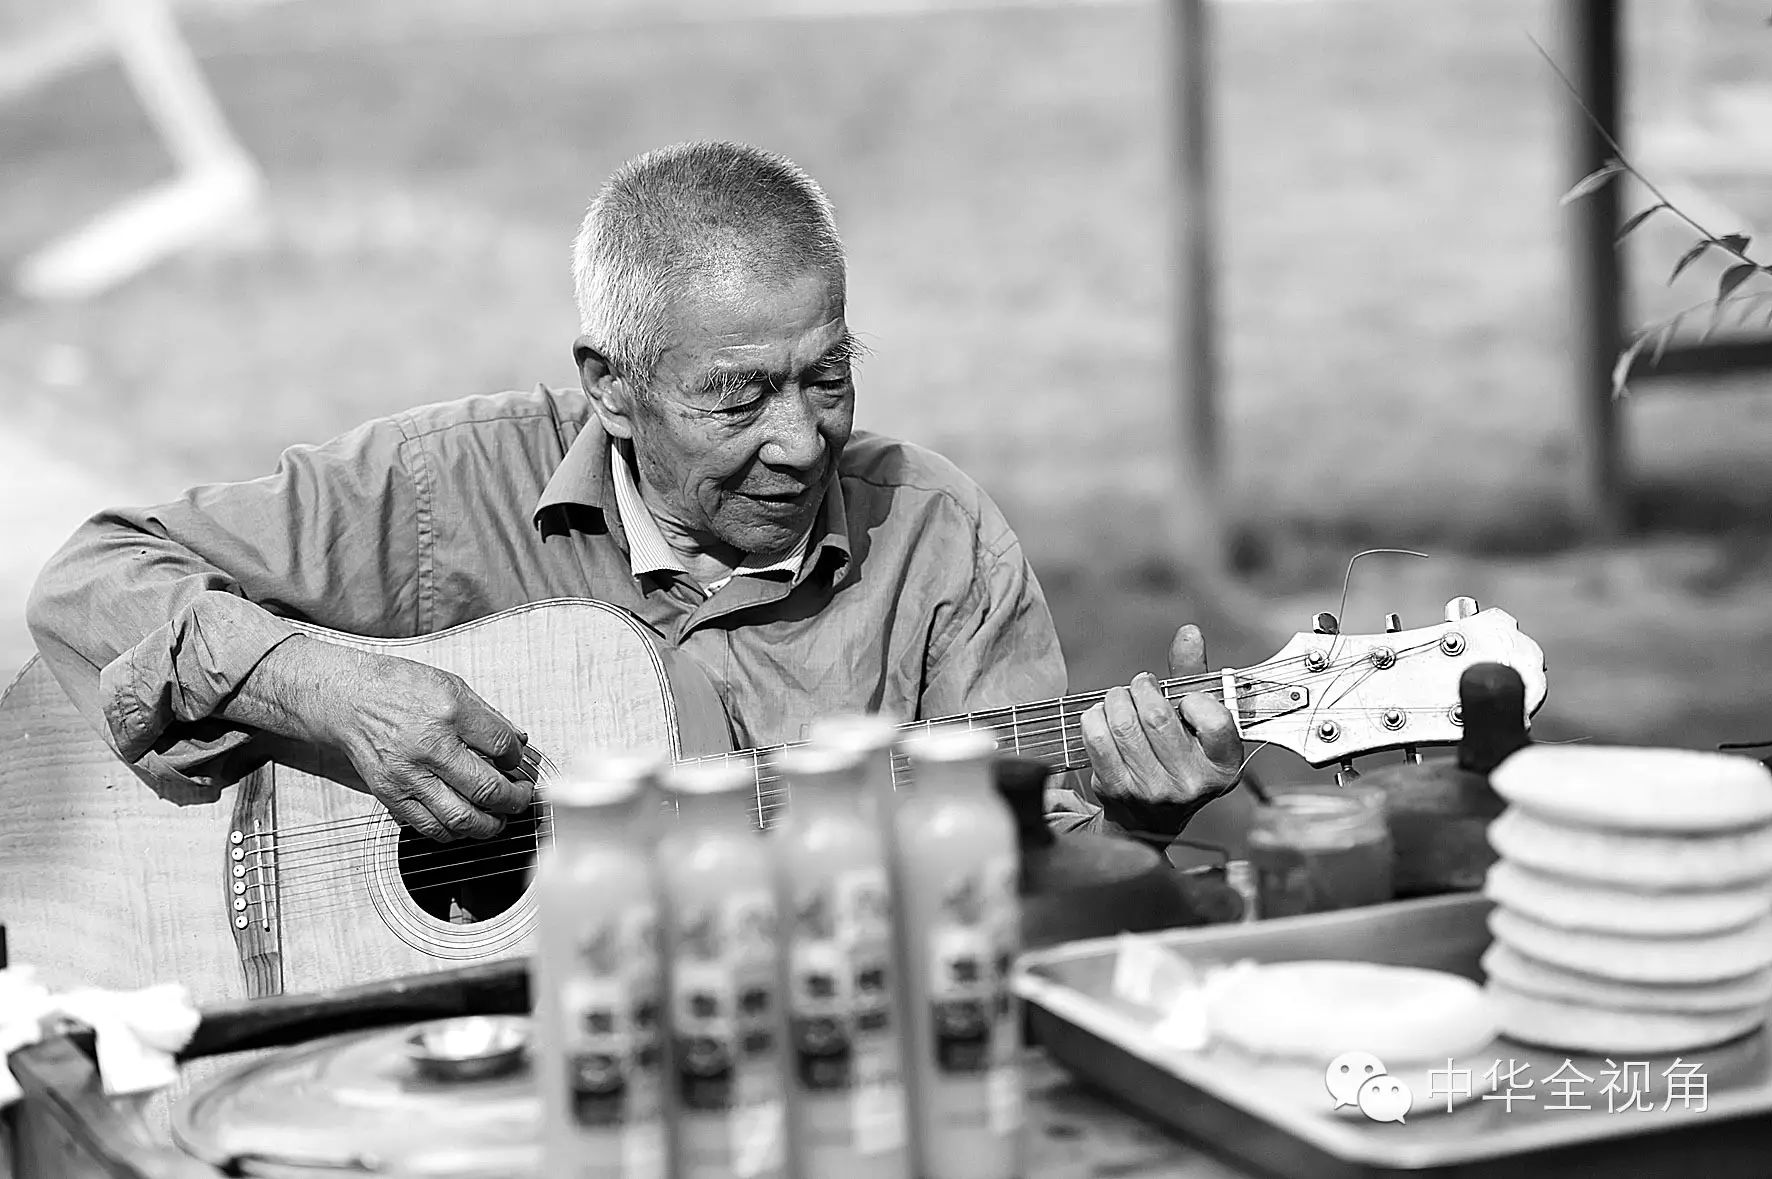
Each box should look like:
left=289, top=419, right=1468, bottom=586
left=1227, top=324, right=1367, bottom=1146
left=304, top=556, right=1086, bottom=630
left=4, top=0, right=1772, bottom=812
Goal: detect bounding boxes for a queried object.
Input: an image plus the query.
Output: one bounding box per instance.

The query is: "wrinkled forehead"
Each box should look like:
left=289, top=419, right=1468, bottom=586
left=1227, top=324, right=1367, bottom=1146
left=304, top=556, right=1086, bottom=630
left=659, top=264, right=848, bottom=380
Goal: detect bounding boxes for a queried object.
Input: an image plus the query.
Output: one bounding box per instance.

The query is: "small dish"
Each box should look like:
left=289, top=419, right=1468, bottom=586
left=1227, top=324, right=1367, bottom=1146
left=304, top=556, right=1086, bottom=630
left=404, top=1015, right=530, bottom=1083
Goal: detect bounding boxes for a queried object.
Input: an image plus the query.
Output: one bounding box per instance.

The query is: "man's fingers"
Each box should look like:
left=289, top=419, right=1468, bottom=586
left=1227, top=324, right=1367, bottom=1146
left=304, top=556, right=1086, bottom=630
left=1079, top=703, right=1130, bottom=795
left=1100, top=686, right=1166, bottom=796
left=1130, top=673, right=1192, bottom=779
left=453, top=692, right=528, bottom=772
left=1179, top=693, right=1244, bottom=770
left=384, top=796, right=454, bottom=843
left=433, top=739, right=533, bottom=817
left=394, top=766, right=505, bottom=840
left=1168, top=624, right=1208, bottom=678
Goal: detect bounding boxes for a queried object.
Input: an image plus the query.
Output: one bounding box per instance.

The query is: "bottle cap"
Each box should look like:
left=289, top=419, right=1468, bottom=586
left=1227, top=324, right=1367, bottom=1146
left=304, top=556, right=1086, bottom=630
left=550, top=747, right=664, bottom=808
left=991, top=756, right=1056, bottom=850
left=902, top=724, right=999, bottom=764
left=773, top=742, right=867, bottom=780
left=663, top=758, right=756, bottom=798
left=808, top=712, right=901, bottom=754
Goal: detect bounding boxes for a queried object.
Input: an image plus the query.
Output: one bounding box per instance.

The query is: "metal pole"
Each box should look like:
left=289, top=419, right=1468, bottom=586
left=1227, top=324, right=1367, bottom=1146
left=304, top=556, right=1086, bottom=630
left=1168, top=0, right=1223, bottom=562
left=1564, top=0, right=1627, bottom=535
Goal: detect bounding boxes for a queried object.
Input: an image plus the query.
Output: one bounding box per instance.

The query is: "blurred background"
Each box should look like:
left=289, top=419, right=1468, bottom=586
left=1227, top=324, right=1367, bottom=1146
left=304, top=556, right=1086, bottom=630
left=3, top=0, right=1771, bottom=847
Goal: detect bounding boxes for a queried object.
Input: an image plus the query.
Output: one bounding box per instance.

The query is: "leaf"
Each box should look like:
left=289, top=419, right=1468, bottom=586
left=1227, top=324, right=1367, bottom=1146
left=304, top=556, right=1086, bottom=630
left=1616, top=203, right=1666, bottom=243
left=1701, top=302, right=1725, bottom=344
left=1652, top=312, right=1686, bottom=364
left=1611, top=333, right=1649, bottom=399
left=1736, top=292, right=1772, bottom=327
left=1561, top=161, right=1623, bottom=206
left=1717, top=234, right=1753, bottom=256
left=1669, top=241, right=1713, bottom=284
left=1719, top=262, right=1759, bottom=303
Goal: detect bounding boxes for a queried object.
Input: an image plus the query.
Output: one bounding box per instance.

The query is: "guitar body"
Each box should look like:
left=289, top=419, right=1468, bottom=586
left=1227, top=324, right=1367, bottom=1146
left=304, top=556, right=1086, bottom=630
left=0, top=592, right=1547, bottom=1009
left=0, top=598, right=734, bottom=1006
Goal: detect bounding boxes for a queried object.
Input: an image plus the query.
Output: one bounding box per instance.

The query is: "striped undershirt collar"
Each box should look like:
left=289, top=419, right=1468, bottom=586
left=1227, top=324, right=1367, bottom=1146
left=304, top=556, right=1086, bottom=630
left=608, top=441, right=811, bottom=592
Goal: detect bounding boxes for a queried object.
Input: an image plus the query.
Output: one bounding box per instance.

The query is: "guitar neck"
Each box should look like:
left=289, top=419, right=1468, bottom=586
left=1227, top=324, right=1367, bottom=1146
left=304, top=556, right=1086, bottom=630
left=691, top=669, right=1246, bottom=826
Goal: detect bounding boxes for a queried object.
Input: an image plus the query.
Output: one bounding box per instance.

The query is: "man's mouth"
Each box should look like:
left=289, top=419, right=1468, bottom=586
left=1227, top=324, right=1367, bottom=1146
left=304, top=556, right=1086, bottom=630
left=748, top=487, right=811, bottom=503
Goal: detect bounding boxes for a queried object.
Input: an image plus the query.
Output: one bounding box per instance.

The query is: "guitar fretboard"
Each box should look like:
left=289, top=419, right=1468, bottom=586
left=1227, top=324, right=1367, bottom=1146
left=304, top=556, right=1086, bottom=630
left=680, top=669, right=1248, bottom=827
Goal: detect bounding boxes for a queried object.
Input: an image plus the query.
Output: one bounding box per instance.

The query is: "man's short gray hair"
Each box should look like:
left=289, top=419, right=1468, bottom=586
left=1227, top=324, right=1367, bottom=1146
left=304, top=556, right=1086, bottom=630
left=572, top=141, right=845, bottom=396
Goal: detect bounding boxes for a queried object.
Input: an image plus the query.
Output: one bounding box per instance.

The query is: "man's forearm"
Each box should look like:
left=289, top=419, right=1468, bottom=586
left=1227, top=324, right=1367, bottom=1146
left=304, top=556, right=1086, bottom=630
left=215, top=634, right=344, bottom=747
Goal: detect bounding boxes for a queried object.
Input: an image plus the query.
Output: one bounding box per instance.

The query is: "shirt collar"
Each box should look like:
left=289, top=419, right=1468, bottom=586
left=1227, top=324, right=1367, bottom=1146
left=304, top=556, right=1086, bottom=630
left=608, top=439, right=811, bottom=586
left=529, top=403, right=852, bottom=584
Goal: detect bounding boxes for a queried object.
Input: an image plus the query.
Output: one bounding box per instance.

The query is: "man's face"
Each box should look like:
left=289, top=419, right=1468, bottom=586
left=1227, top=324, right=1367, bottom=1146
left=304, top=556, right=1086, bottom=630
left=622, top=267, right=855, bottom=559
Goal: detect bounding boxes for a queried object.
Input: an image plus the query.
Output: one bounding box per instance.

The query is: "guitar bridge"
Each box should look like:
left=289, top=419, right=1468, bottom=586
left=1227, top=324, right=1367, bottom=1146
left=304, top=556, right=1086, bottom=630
left=227, top=765, right=284, bottom=998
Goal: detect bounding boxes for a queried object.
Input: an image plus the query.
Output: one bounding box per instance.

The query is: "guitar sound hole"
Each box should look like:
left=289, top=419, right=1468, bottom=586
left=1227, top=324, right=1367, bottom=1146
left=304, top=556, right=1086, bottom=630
left=397, top=802, right=543, bottom=924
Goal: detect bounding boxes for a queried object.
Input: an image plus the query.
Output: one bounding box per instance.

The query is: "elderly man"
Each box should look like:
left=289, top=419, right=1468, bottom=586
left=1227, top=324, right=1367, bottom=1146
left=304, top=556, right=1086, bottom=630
left=26, top=140, right=1243, bottom=848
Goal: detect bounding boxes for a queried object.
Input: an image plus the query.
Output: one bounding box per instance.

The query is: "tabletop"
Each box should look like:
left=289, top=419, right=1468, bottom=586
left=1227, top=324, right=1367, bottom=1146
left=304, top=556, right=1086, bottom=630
left=1026, top=1051, right=1250, bottom=1179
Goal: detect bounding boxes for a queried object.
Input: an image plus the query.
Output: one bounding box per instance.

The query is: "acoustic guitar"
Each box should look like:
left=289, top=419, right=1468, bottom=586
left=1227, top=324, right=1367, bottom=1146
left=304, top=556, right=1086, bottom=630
left=0, top=596, right=1545, bottom=1008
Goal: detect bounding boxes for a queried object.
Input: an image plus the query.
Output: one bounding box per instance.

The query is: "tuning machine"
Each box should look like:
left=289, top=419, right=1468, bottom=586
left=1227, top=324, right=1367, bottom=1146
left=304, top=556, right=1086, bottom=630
left=1335, top=759, right=1360, bottom=787
left=1312, top=612, right=1340, bottom=636
left=1444, top=596, right=1479, bottom=621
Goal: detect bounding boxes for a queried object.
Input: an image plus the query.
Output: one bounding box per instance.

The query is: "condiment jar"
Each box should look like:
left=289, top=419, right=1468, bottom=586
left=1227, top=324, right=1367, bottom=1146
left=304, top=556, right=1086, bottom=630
left=1247, top=784, right=1394, bottom=918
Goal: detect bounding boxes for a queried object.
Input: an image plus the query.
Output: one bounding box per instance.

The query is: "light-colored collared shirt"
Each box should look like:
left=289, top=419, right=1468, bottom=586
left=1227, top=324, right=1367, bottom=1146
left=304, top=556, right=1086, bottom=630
left=26, top=384, right=1107, bottom=831
left=606, top=441, right=810, bottom=595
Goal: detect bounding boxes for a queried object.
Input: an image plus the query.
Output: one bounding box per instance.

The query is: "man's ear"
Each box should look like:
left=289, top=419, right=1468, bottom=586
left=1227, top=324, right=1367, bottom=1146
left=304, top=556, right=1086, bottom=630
left=575, top=335, right=637, bottom=440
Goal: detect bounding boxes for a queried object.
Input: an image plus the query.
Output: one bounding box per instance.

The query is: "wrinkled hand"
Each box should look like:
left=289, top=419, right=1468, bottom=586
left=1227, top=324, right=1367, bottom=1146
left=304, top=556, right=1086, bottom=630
left=1079, top=625, right=1244, bottom=835
left=245, top=636, right=532, bottom=842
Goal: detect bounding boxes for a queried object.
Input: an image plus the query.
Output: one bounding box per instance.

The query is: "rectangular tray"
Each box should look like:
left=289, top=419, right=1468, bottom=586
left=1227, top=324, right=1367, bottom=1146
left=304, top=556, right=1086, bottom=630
left=1013, top=894, right=1772, bottom=1179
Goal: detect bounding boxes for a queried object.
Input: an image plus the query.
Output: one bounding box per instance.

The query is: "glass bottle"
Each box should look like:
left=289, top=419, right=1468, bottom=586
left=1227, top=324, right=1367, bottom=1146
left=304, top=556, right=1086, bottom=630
left=773, top=740, right=911, bottom=1179
left=895, top=726, right=1024, bottom=1179
left=533, top=748, right=668, bottom=1179
left=657, top=758, right=791, bottom=1179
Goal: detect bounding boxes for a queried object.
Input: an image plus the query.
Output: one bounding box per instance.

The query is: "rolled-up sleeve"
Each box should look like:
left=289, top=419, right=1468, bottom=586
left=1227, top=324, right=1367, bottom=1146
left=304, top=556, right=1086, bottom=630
left=914, top=498, right=1112, bottom=833
left=25, top=417, right=422, bottom=793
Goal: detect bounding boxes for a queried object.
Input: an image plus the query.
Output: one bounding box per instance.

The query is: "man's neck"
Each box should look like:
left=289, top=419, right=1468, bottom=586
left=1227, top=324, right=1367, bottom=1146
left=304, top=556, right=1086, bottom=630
left=645, top=506, right=748, bottom=585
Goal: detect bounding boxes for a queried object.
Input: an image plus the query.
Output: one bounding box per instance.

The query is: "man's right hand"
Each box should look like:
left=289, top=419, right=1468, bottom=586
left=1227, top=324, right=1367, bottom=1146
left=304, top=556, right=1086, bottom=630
left=225, top=635, right=532, bottom=842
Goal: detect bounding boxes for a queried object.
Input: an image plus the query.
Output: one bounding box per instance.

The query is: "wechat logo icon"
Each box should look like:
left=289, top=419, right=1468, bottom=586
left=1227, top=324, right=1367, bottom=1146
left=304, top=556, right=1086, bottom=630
left=1325, top=1051, right=1413, bottom=1123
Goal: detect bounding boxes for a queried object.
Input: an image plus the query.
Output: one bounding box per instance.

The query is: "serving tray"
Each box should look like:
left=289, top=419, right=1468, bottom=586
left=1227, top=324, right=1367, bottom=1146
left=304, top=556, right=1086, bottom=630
left=1013, top=894, right=1772, bottom=1178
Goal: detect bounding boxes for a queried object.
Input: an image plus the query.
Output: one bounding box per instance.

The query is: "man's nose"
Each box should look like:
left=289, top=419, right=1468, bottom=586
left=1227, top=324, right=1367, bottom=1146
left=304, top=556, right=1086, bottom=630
left=758, top=392, right=826, bottom=471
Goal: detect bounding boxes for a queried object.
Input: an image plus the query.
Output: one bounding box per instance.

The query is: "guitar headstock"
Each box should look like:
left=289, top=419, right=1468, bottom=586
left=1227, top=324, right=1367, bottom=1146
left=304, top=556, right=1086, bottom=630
left=1234, top=598, right=1547, bottom=768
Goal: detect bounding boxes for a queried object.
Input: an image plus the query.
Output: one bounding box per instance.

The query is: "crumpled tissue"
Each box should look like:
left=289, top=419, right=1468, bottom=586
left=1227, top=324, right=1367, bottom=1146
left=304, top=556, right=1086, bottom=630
left=1109, top=932, right=1259, bottom=1051
left=0, top=965, right=201, bottom=1109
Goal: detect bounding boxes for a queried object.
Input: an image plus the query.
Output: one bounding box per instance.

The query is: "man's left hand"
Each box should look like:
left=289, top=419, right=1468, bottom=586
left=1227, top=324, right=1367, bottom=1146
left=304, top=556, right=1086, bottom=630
left=1080, top=624, right=1245, bottom=837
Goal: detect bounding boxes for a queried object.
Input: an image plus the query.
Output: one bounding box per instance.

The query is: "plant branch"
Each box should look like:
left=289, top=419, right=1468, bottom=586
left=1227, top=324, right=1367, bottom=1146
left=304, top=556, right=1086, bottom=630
left=1527, top=32, right=1763, bottom=271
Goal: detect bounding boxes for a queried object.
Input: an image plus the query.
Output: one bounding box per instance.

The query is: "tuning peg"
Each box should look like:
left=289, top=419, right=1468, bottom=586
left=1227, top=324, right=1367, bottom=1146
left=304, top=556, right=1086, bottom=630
left=1444, top=596, right=1479, bottom=622
left=1384, top=612, right=1402, bottom=633
left=1336, top=759, right=1360, bottom=787
left=1313, top=611, right=1340, bottom=635
left=1403, top=745, right=1423, bottom=764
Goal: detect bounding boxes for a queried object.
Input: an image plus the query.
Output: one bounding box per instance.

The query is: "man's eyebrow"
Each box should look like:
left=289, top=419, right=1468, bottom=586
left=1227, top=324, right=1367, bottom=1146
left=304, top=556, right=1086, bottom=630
left=696, top=333, right=868, bottom=406
left=812, top=332, right=867, bottom=370
left=698, top=365, right=770, bottom=403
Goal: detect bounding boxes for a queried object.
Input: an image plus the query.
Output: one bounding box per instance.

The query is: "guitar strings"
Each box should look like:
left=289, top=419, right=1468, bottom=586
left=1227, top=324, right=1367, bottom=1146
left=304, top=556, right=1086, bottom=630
left=253, top=663, right=1438, bottom=882
left=256, top=695, right=1431, bottom=872
left=250, top=691, right=1446, bottom=885
left=247, top=640, right=1454, bottom=884
left=239, top=652, right=1327, bottom=843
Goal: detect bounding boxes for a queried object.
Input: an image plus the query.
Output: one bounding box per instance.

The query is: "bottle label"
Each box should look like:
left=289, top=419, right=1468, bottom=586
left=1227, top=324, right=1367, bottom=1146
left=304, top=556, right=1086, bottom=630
left=671, top=889, right=786, bottom=1176
left=788, top=868, right=906, bottom=1153
left=928, top=856, right=1020, bottom=1098
left=560, top=905, right=666, bottom=1158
